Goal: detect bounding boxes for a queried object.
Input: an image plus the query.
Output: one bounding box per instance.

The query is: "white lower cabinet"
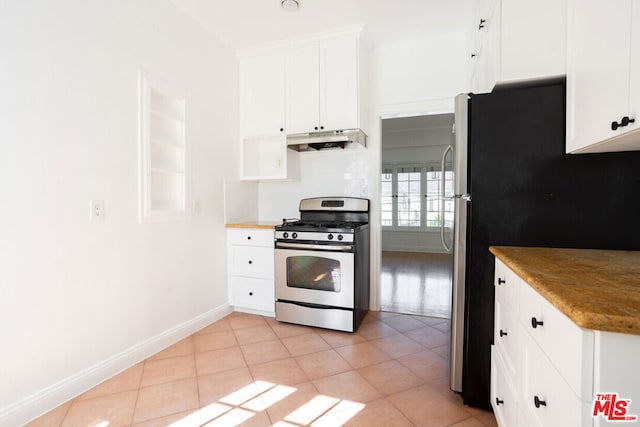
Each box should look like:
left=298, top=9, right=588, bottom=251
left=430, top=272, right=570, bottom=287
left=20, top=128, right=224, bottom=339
left=227, top=228, right=275, bottom=315
left=491, top=346, right=518, bottom=427
left=492, top=258, right=640, bottom=427
left=518, top=323, right=590, bottom=426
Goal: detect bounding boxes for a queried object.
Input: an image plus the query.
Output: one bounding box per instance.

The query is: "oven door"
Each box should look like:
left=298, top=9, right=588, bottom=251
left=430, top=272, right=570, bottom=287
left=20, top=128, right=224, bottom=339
left=275, top=244, right=354, bottom=309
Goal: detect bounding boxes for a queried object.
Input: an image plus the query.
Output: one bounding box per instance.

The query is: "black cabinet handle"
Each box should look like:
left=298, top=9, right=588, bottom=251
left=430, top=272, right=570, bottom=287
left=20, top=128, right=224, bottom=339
left=495, top=397, right=504, bottom=406
left=249, top=291, right=253, bottom=296
left=534, top=396, right=547, bottom=408
left=531, top=317, right=544, bottom=328
left=320, top=126, right=324, bottom=130
left=471, top=53, right=477, bottom=58
left=280, top=128, right=284, bottom=132
left=497, top=278, right=506, bottom=285
left=611, top=116, right=636, bottom=130
left=247, top=236, right=251, bottom=240
left=500, top=329, right=508, bottom=337
left=314, top=126, right=318, bottom=130
left=479, top=19, right=486, bottom=29
left=248, top=260, right=253, bottom=264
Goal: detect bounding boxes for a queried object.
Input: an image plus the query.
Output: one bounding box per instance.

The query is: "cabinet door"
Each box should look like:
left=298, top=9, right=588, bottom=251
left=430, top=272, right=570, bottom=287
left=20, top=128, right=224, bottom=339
left=491, top=346, right=517, bottom=427
left=519, top=281, right=594, bottom=400
left=629, top=1, right=640, bottom=135
left=566, top=0, right=633, bottom=153
left=240, top=51, right=286, bottom=137
left=471, top=0, right=499, bottom=94
left=241, top=135, right=287, bottom=180
left=287, top=44, right=320, bottom=134
left=494, top=260, right=520, bottom=377
left=320, top=35, right=359, bottom=131
left=519, top=326, right=588, bottom=427
left=500, top=0, right=566, bottom=82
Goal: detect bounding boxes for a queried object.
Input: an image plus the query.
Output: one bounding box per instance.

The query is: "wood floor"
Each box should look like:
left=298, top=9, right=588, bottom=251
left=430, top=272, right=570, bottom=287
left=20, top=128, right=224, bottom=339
left=380, top=251, right=453, bottom=318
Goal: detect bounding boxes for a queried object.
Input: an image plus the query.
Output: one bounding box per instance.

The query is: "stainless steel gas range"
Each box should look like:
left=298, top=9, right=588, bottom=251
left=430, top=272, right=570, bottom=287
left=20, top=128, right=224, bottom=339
left=274, top=197, right=370, bottom=333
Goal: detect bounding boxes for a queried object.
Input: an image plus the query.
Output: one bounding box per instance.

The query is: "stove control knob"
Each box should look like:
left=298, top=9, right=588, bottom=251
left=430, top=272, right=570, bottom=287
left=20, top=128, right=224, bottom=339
left=292, top=232, right=298, bottom=239
left=283, top=232, right=289, bottom=238
left=327, top=233, right=334, bottom=240
left=337, top=234, right=344, bottom=241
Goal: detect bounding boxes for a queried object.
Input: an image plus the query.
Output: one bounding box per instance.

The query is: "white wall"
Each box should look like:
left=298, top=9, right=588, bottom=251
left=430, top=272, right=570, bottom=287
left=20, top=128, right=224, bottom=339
left=0, top=1, right=237, bottom=424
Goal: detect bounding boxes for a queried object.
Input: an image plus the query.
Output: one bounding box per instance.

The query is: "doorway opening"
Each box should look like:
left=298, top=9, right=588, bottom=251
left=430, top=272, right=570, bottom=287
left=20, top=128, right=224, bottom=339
left=379, top=113, right=455, bottom=319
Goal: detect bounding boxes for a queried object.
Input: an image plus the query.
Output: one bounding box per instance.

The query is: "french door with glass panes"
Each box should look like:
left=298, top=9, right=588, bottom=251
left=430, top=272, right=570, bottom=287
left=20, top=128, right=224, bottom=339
left=381, top=163, right=453, bottom=230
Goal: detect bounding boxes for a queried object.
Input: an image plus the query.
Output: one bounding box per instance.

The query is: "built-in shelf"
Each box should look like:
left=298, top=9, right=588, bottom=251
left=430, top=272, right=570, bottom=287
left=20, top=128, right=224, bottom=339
left=139, top=72, right=191, bottom=223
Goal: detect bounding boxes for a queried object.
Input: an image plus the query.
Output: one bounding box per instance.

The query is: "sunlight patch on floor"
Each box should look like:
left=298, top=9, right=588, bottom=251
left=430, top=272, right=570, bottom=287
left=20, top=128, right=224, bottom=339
left=167, top=381, right=365, bottom=427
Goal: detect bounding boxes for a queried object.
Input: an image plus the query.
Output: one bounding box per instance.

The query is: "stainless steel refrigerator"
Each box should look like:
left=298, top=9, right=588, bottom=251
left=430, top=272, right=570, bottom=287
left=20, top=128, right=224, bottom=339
left=446, top=78, right=640, bottom=409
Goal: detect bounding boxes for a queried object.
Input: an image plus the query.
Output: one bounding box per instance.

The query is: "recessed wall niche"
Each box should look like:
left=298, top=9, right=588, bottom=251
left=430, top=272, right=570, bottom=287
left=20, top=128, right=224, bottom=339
left=138, top=72, right=191, bottom=223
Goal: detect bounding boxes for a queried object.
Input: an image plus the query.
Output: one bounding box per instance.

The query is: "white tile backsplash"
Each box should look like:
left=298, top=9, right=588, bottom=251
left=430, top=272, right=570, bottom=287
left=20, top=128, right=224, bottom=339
left=258, top=149, right=370, bottom=220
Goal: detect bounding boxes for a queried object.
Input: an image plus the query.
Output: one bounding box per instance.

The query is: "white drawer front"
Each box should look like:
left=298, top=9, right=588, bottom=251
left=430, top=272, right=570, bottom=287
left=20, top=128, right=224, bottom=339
left=494, top=295, right=519, bottom=378
left=495, top=259, right=520, bottom=312
left=231, top=277, right=275, bottom=313
left=519, top=280, right=594, bottom=400
left=227, top=228, right=274, bottom=247
left=229, top=245, right=274, bottom=278
left=519, top=324, right=591, bottom=427
left=491, top=346, right=518, bottom=427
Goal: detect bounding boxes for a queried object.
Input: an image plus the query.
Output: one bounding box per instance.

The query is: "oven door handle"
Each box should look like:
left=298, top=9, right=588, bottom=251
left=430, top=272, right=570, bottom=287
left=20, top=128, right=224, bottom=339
left=275, top=242, right=353, bottom=251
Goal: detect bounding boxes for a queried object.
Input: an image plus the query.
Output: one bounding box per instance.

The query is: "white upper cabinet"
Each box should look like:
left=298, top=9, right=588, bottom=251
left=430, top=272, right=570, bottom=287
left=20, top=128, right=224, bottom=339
left=236, top=28, right=366, bottom=180
left=470, top=0, right=566, bottom=94
left=470, top=0, right=500, bottom=94
left=320, top=35, right=360, bottom=133
left=566, top=0, right=640, bottom=153
left=287, top=33, right=363, bottom=134
left=239, top=48, right=286, bottom=138
left=239, top=47, right=298, bottom=181
left=287, top=43, right=321, bottom=134
left=499, top=0, right=566, bottom=82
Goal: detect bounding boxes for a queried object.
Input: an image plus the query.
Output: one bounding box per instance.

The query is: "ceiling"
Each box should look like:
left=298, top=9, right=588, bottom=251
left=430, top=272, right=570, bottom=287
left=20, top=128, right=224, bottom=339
left=171, top=0, right=474, bottom=50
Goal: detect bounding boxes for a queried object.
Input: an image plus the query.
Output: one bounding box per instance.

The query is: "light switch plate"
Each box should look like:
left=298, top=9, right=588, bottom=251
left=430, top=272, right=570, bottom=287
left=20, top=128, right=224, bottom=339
left=90, top=200, right=105, bottom=221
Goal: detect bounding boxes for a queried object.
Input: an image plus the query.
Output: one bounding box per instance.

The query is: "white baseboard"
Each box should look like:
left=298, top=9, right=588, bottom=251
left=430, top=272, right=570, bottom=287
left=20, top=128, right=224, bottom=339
left=1, top=303, right=232, bottom=427
left=232, top=306, right=275, bottom=318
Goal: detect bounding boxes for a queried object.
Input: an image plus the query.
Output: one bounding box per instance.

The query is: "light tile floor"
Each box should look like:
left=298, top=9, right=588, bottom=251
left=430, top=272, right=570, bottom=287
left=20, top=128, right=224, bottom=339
left=26, top=311, right=497, bottom=427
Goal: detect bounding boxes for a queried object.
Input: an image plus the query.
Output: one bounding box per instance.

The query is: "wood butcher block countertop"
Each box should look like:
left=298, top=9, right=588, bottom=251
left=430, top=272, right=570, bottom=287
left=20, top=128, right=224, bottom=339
left=490, top=246, right=640, bottom=335
left=225, top=221, right=280, bottom=229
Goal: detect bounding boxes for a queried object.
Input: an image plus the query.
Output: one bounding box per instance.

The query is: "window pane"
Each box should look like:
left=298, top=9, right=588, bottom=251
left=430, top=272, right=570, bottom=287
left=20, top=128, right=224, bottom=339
left=425, top=170, right=442, bottom=228
left=397, top=169, right=420, bottom=228
left=381, top=171, right=394, bottom=227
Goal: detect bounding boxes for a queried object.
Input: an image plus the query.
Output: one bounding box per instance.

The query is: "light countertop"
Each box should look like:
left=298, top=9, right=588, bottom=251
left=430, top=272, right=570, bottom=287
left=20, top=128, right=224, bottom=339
left=490, top=246, right=640, bottom=335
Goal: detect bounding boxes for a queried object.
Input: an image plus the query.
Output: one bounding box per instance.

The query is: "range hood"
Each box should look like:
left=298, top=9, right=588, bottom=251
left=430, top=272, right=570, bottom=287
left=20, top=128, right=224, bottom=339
left=286, top=128, right=367, bottom=152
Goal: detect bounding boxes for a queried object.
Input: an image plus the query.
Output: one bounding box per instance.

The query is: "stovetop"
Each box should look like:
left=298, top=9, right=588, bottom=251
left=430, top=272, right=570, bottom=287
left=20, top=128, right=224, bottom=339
left=276, top=220, right=367, bottom=233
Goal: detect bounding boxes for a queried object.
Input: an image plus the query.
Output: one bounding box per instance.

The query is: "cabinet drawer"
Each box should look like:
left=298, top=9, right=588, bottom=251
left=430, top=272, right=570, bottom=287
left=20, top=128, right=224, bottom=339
left=227, top=228, right=274, bottom=247
left=231, top=277, right=275, bottom=313
left=494, top=294, right=519, bottom=378
left=519, top=281, right=593, bottom=399
left=495, top=259, right=520, bottom=311
left=491, top=345, right=517, bottom=427
left=519, top=326, right=591, bottom=427
left=229, top=245, right=274, bottom=278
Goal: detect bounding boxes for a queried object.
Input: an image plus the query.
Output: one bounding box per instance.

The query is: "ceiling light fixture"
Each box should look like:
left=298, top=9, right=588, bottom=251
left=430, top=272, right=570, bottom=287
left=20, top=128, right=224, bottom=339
left=281, top=0, right=300, bottom=12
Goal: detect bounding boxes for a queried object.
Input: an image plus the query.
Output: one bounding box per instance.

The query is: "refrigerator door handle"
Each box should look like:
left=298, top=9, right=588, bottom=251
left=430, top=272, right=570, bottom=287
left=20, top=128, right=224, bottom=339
left=440, top=145, right=453, bottom=252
